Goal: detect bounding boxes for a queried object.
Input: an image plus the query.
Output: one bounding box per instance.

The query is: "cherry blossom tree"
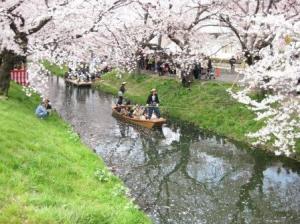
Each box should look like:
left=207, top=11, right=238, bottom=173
left=2, top=0, right=300, bottom=157
left=145, top=0, right=225, bottom=64
left=229, top=15, right=300, bottom=156
left=219, top=0, right=300, bottom=65
left=98, top=2, right=161, bottom=74
left=0, top=0, right=133, bottom=96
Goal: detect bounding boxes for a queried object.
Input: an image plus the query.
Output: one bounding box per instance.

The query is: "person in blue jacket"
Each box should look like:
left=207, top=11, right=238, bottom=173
left=35, top=101, right=48, bottom=118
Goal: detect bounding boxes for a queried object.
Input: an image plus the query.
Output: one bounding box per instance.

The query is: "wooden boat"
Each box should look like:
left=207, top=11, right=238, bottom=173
left=65, top=79, right=92, bottom=87
left=112, top=106, right=166, bottom=129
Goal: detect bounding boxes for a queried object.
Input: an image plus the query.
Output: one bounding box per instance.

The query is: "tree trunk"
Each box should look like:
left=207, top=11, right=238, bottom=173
left=0, top=50, right=25, bottom=96
left=158, top=34, right=162, bottom=48
left=0, top=66, right=11, bottom=97
left=135, top=59, right=141, bottom=74
left=244, top=51, right=253, bottom=66
left=244, top=51, right=262, bottom=66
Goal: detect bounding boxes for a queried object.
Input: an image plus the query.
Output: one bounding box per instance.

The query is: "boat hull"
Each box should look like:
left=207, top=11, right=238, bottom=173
left=65, top=79, right=92, bottom=87
left=112, top=107, right=166, bottom=129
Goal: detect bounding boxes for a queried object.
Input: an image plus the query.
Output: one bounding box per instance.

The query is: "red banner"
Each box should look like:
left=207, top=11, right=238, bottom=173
left=10, top=69, right=29, bottom=86
left=215, top=68, right=221, bottom=77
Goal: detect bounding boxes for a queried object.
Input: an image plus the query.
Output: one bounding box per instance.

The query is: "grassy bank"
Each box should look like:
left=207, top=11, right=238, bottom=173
left=45, top=63, right=300, bottom=158
left=95, top=71, right=263, bottom=144
left=0, top=83, right=150, bottom=224
left=95, top=72, right=300, bottom=156
left=42, top=61, right=68, bottom=77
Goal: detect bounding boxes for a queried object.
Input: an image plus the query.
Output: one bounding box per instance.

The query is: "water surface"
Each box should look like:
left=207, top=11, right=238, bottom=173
left=48, top=76, right=300, bottom=224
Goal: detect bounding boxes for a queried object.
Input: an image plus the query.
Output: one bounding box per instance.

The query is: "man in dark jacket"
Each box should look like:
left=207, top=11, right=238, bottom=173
left=193, top=62, right=201, bottom=80
left=207, top=57, right=212, bottom=71
left=229, top=56, right=237, bottom=73
left=115, top=82, right=127, bottom=110
left=119, top=82, right=126, bottom=94
left=146, top=88, right=160, bottom=119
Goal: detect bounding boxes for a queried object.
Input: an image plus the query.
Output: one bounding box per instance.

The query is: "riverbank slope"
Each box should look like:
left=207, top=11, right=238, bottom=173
left=42, top=61, right=68, bottom=77
left=0, top=83, right=150, bottom=224
left=94, top=71, right=300, bottom=156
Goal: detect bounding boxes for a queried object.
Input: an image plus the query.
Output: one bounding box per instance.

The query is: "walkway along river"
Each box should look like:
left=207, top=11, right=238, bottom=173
left=48, top=76, right=300, bottom=224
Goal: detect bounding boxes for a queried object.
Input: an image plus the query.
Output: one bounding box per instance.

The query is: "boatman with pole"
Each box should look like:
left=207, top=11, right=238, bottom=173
left=117, top=82, right=127, bottom=106
left=146, top=88, right=160, bottom=119
left=119, top=82, right=126, bottom=95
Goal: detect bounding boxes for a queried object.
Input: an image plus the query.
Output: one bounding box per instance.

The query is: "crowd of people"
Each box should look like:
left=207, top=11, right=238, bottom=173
left=35, top=55, right=238, bottom=120
left=63, top=54, right=238, bottom=88
left=64, top=63, right=111, bottom=82
left=138, top=54, right=176, bottom=76
left=113, top=55, right=238, bottom=118
left=137, top=54, right=233, bottom=88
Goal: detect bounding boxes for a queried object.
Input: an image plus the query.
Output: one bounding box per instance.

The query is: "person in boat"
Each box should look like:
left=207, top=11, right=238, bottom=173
left=119, top=100, right=131, bottom=116
left=116, top=91, right=124, bottom=112
left=119, top=82, right=127, bottom=95
left=125, top=100, right=134, bottom=117
left=146, top=88, right=160, bottom=119
left=132, top=105, right=142, bottom=118
left=116, top=82, right=126, bottom=106
left=116, top=82, right=127, bottom=109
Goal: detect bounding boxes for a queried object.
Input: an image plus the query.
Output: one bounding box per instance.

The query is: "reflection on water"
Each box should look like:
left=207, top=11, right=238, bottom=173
left=48, top=76, right=300, bottom=224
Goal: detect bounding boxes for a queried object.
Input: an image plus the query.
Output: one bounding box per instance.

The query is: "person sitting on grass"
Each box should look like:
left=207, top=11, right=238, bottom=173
left=44, top=98, right=52, bottom=111
left=35, top=101, right=48, bottom=119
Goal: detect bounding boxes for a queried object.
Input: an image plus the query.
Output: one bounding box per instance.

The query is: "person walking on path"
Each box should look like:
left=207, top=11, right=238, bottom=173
left=207, top=57, right=213, bottom=75
left=229, top=56, right=237, bottom=73
left=146, top=88, right=160, bottom=119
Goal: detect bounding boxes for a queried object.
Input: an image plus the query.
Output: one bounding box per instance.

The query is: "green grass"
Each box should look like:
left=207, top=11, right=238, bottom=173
left=95, top=72, right=300, bottom=156
left=0, top=83, right=151, bottom=224
left=42, top=61, right=68, bottom=77
left=42, top=61, right=300, bottom=158
left=95, top=71, right=263, bottom=143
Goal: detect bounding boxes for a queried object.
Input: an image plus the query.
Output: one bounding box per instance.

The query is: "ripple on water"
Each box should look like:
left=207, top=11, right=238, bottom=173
left=48, top=77, right=300, bottom=224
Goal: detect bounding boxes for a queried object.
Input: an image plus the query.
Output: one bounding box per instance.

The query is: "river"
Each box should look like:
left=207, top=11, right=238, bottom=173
left=48, top=76, right=300, bottom=224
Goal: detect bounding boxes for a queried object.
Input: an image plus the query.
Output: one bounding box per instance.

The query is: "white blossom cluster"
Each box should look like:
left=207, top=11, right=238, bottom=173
left=1, top=1, right=300, bottom=157
left=229, top=15, right=300, bottom=156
